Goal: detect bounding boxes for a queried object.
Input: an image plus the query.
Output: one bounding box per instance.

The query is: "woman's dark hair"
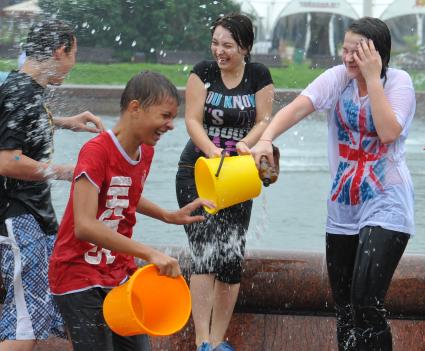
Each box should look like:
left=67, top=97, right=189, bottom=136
left=347, top=17, right=391, bottom=80
left=120, top=71, right=180, bottom=112
left=24, top=19, right=75, bottom=61
left=211, top=13, right=254, bottom=63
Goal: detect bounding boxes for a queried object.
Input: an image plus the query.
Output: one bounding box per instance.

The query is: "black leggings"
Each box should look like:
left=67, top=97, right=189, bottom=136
left=326, top=226, right=409, bottom=351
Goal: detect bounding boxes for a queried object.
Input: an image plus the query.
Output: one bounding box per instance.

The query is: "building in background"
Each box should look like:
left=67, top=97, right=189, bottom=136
left=236, top=0, right=425, bottom=64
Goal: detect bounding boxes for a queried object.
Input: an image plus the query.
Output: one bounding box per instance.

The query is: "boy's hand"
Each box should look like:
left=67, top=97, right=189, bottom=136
left=55, top=111, right=105, bottom=133
left=164, top=198, right=216, bottom=224
left=149, top=250, right=181, bottom=277
left=46, top=164, right=74, bottom=181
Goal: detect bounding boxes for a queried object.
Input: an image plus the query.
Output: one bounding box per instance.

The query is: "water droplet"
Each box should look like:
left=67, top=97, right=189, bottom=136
left=131, top=40, right=136, bottom=47
left=150, top=48, right=155, bottom=53
left=115, top=34, right=121, bottom=42
left=91, top=29, right=95, bottom=34
left=199, top=4, right=206, bottom=8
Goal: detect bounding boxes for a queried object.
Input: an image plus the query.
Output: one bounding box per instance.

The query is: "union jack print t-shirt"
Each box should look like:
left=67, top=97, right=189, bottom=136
left=301, top=65, right=415, bottom=235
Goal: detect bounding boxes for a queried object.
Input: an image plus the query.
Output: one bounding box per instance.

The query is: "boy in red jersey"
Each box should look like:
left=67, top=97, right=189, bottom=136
left=49, top=71, right=213, bottom=351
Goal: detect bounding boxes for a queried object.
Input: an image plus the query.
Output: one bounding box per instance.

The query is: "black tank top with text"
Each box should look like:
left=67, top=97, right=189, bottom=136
left=178, top=60, right=273, bottom=166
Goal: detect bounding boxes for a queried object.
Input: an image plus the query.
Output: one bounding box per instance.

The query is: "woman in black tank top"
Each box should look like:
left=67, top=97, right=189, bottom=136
left=176, top=13, right=274, bottom=351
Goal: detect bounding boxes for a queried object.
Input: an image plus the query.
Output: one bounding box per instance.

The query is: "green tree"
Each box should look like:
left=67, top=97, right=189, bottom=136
left=39, top=0, right=241, bottom=60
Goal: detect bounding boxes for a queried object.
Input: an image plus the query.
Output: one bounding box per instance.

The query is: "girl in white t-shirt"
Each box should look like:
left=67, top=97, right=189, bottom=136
left=252, top=17, right=415, bottom=350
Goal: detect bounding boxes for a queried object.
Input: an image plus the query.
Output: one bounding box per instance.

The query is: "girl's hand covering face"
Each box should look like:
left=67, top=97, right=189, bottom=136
left=353, top=39, right=382, bottom=82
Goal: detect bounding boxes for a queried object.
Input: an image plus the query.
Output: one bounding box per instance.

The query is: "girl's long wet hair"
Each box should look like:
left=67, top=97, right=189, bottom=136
left=211, top=13, right=254, bottom=63
left=347, top=17, right=391, bottom=80
left=120, top=71, right=180, bottom=112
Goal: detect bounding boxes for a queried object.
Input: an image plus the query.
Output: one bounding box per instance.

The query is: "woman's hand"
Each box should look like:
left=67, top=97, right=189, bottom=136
left=206, top=146, right=225, bottom=159
left=236, top=140, right=251, bottom=155
left=354, top=39, right=382, bottom=83
left=251, top=139, right=274, bottom=168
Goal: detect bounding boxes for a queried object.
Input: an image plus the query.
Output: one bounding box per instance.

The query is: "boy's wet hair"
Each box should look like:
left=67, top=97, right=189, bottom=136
left=120, top=71, right=180, bottom=112
left=25, top=19, right=75, bottom=61
left=347, top=17, right=391, bottom=80
left=211, top=13, right=254, bottom=63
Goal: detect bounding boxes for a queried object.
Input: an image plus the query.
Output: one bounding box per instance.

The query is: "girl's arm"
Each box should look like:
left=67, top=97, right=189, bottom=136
left=185, top=73, right=223, bottom=158
left=355, top=39, right=402, bottom=144
left=251, top=65, right=347, bottom=167
left=236, top=83, right=275, bottom=154
left=251, top=95, right=315, bottom=167
left=73, top=176, right=181, bottom=277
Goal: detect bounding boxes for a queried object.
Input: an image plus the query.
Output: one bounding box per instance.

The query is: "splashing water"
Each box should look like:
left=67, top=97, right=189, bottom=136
left=249, top=192, right=269, bottom=242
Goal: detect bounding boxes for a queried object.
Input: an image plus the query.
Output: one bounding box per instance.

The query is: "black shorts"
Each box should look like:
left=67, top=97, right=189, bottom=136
left=54, top=288, right=150, bottom=351
left=176, top=167, right=252, bottom=284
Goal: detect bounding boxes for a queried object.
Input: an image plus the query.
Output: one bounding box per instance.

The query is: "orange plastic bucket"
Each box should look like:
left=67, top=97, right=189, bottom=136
left=195, top=154, right=262, bottom=215
left=103, top=264, right=191, bottom=336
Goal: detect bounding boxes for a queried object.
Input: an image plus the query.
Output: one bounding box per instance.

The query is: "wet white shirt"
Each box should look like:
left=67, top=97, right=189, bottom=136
left=301, top=65, right=416, bottom=235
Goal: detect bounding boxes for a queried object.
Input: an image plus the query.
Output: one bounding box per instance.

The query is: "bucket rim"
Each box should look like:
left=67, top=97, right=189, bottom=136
left=194, top=156, right=219, bottom=211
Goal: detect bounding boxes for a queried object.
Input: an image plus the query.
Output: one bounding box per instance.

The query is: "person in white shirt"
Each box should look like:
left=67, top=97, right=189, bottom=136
left=251, top=17, right=415, bottom=351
